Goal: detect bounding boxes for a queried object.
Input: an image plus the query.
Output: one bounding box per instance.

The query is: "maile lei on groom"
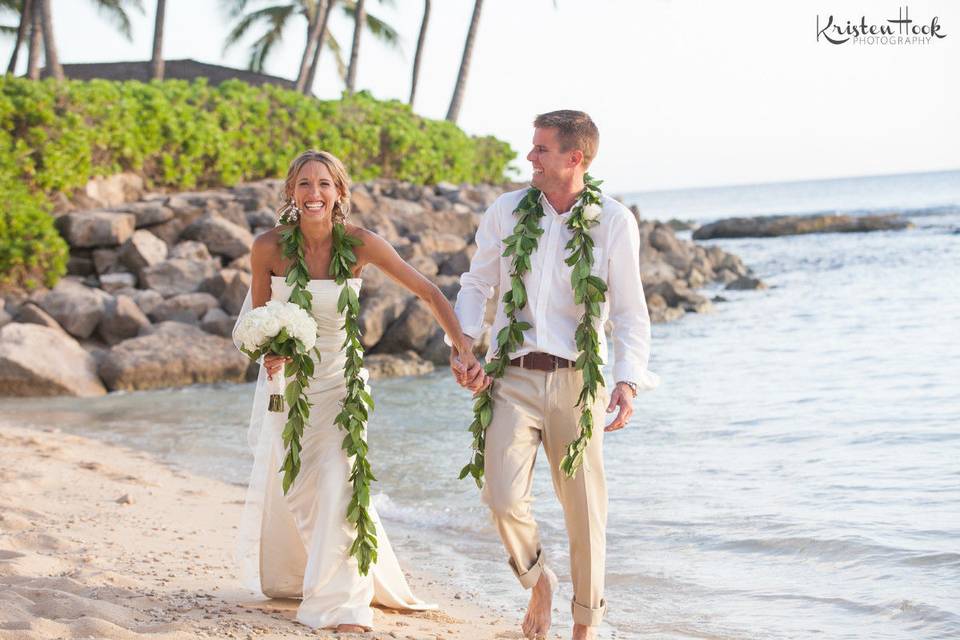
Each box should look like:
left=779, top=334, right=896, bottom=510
left=460, top=174, right=607, bottom=486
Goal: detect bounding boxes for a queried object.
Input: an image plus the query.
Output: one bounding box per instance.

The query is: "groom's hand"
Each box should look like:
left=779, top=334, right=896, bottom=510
left=449, top=339, right=491, bottom=392
left=605, top=382, right=635, bottom=431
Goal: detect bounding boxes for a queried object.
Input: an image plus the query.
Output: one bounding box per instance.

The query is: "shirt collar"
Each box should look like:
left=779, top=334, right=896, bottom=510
left=538, top=191, right=574, bottom=218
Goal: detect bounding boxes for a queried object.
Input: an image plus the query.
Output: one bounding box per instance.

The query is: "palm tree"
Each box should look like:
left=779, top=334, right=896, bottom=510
left=408, top=0, right=429, bottom=106
left=3, top=0, right=31, bottom=74
left=303, top=0, right=334, bottom=93
left=4, top=0, right=144, bottom=77
left=446, top=0, right=483, bottom=123
left=150, top=0, right=166, bottom=79
left=26, top=0, right=39, bottom=78
left=344, top=0, right=364, bottom=93
left=37, top=0, right=63, bottom=80
left=223, top=0, right=398, bottom=92
left=294, top=0, right=325, bottom=92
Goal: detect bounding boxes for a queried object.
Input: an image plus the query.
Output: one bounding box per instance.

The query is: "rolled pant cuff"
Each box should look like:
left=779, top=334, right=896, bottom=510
left=508, top=549, right=545, bottom=590
left=571, top=598, right=606, bottom=626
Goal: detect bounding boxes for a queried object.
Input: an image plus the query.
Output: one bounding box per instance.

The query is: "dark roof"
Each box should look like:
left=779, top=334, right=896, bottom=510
left=40, top=58, right=295, bottom=89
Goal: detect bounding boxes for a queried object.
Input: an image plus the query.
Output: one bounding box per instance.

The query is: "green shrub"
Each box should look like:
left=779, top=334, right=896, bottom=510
left=0, top=76, right=515, bottom=289
left=0, top=176, right=68, bottom=291
left=0, top=77, right=514, bottom=191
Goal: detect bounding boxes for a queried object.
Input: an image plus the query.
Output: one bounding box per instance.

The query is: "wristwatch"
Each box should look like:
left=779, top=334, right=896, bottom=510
left=619, top=380, right=638, bottom=398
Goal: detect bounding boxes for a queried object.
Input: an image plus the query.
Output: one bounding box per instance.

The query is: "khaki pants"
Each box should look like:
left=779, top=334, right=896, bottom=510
left=482, top=365, right=609, bottom=627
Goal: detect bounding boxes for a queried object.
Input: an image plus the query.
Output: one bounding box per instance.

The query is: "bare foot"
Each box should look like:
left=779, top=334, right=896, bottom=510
left=521, top=567, right=557, bottom=639
left=571, top=622, right=597, bottom=640
left=335, top=623, right=369, bottom=633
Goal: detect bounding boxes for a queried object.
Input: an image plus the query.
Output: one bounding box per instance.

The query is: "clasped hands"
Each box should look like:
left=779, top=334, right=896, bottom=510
left=449, top=338, right=492, bottom=394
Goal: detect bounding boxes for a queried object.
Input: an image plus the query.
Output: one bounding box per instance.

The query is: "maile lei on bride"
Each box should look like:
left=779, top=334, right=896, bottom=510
left=460, top=175, right=606, bottom=487
left=275, top=205, right=378, bottom=575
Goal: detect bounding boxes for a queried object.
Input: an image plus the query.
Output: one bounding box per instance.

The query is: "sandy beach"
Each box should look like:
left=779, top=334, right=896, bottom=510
left=0, top=424, right=523, bottom=640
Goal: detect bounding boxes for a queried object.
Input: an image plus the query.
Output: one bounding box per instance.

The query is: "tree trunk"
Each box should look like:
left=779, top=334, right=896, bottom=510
left=38, top=0, right=63, bottom=80
left=295, top=0, right=327, bottom=93
left=446, top=0, right=483, bottom=123
left=150, top=0, right=166, bottom=80
left=345, top=0, right=366, bottom=94
left=27, top=0, right=41, bottom=80
left=408, top=0, right=430, bottom=107
left=304, top=0, right=335, bottom=94
left=6, top=0, right=33, bottom=75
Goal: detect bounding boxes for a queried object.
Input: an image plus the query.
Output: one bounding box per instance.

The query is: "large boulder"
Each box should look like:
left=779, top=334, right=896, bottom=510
left=83, top=172, right=144, bottom=208
left=115, top=201, right=175, bottom=228
left=36, top=279, right=111, bottom=339
left=92, top=248, right=120, bottom=275
left=693, top=213, right=912, bottom=240
left=199, top=269, right=245, bottom=299
left=56, top=210, right=136, bottom=248
left=220, top=272, right=252, bottom=315
left=97, top=295, right=151, bottom=345
left=726, top=276, right=767, bottom=291
left=118, top=230, right=168, bottom=272
left=169, top=240, right=213, bottom=261
left=13, top=303, right=61, bottom=330
left=357, top=291, right=409, bottom=349
left=364, top=351, right=434, bottom=380
left=0, top=323, right=107, bottom=397
left=374, top=299, right=437, bottom=353
left=98, top=272, right=137, bottom=293
left=181, top=214, right=253, bottom=259
left=98, top=322, right=249, bottom=391
left=149, top=292, right=220, bottom=324
left=139, top=259, right=220, bottom=297
left=200, top=307, right=236, bottom=337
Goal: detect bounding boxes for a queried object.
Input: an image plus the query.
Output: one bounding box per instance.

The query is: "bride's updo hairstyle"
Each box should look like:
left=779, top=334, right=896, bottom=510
left=278, top=150, right=352, bottom=225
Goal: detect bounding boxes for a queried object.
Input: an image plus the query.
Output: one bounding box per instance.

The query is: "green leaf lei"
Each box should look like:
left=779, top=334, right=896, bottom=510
left=277, top=219, right=378, bottom=576
left=460, top=175, right=607, bottom=487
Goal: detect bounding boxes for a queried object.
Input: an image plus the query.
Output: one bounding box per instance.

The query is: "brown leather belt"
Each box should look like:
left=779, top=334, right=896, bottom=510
left=509, top=352, right=573, bottom=372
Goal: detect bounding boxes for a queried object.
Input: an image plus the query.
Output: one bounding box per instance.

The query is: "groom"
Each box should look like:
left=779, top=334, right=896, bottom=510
left=448, top=110, right=657, bottom=640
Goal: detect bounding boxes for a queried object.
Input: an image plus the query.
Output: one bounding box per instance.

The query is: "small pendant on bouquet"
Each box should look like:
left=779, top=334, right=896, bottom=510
left=267, top=369, right=286, bottom=413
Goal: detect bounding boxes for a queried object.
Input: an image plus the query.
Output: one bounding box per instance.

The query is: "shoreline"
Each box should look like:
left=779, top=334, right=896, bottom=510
left=0, top=424, right=522, bottom=640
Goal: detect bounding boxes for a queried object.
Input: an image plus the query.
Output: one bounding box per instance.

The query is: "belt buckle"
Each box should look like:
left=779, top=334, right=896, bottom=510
left=549, top=354, right=558, bottom=372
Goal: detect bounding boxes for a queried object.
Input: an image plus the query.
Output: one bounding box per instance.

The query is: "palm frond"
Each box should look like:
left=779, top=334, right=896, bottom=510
left=88, top=0, right=145, bottom=41
left=232, top=4, right=297, bottom=72
left=323, top=31, right=347, bottom=80
left=220, top=0, right=261, bottom=20
left=339, top=2, right=400, bottom=50
left=223, top=4, right=296, bottom=55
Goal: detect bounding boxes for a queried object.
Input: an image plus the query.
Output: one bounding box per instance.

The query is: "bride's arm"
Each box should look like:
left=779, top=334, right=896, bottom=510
left=352, top=227, right=481, bottom=373
left=248, top=230, right=288, bottom=377
left=249, top=230, right=281, bottom=309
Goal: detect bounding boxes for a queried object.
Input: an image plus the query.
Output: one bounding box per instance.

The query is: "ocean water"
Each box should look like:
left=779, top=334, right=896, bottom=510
left=3, top=170, right=959, bottom=639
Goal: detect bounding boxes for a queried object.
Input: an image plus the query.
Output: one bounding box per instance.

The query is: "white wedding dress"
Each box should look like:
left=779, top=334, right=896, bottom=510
left=233, top=276, right=434, bottom=629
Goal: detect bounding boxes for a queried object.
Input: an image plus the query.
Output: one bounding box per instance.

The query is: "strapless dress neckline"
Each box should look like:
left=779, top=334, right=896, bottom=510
left=270, top=275, right=361, bottom=284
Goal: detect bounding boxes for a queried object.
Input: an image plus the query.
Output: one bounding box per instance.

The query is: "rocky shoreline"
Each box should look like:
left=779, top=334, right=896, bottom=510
left=0, top=177, right=763, bottom=397
left=693, top=212, right=912, bottom=239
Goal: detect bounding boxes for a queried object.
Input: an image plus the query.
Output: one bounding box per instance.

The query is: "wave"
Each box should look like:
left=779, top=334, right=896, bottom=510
left=712, top=535, right=960, bottom=569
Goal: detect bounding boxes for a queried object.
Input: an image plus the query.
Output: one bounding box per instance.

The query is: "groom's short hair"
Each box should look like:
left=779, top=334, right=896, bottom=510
left=533, top=110, right=599, bottom=168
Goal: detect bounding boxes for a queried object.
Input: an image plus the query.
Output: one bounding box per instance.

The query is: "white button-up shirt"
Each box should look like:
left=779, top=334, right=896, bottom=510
left=453, top=188, right=660, bottom=390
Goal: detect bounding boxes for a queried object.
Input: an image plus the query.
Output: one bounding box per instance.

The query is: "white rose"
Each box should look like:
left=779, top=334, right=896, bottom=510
left=582, top=203, right=602, bottom=222
left=260, top=316, right=280, bottom=338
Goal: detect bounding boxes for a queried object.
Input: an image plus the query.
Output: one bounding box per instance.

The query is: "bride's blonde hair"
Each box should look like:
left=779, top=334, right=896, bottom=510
left=279, top=150, right=352, bottom=224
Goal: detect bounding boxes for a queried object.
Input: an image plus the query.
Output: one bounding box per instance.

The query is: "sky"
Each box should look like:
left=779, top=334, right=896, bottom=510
left=2, top=0, right=958, bottom=192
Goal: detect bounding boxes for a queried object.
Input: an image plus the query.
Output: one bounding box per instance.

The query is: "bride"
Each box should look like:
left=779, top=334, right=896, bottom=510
left=232, top=150, right=482, bottom=632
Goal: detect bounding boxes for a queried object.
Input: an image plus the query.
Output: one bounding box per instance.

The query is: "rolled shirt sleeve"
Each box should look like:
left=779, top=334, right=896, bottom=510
left=606, top=210, right=660, bottom=390
left=445, top=198, right=502, bottom=344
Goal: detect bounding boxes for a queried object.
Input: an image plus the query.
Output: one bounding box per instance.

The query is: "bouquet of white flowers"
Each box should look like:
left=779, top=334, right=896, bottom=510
left=235, top=301, right=319, bottom=412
